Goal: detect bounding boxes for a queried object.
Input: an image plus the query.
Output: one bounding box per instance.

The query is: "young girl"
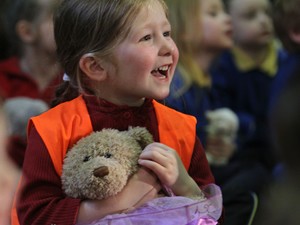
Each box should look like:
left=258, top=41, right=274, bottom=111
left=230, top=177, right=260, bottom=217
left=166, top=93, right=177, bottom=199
left=12, top=0, right=217, bottom=224
left=164, top=0, right=235, bottom=166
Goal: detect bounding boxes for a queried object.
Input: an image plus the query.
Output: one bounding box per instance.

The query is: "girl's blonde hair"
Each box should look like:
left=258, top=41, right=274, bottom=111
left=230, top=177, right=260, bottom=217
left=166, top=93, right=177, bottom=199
left=165, top=0, right=210, bottom=89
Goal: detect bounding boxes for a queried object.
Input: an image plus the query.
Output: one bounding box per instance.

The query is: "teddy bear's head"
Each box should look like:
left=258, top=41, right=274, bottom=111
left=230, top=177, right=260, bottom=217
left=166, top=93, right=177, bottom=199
left=61, top=126, right=153, bottom=200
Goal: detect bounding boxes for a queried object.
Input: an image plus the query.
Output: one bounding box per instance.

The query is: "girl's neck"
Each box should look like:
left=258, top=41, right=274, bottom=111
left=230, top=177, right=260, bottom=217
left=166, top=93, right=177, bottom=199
left=20, top=48, right=60, bottom=91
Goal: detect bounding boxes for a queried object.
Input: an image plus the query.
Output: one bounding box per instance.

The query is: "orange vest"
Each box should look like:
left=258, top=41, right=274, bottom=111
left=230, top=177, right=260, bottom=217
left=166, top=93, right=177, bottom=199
left=12, top=95, right=196, bottom=224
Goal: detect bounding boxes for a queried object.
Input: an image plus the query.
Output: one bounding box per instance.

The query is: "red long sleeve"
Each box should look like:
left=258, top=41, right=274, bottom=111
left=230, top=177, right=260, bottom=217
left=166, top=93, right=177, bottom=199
left=18, top=127, right=81, bottom=225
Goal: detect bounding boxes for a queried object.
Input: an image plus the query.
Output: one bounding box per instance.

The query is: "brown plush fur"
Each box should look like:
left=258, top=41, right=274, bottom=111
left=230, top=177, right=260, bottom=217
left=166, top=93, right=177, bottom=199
left=61, top=127, right=153, bottom=200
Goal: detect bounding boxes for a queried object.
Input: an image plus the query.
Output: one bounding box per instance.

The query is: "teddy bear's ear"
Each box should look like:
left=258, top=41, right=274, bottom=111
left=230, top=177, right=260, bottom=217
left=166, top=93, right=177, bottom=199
left=128, top=126, right=154, bottom=149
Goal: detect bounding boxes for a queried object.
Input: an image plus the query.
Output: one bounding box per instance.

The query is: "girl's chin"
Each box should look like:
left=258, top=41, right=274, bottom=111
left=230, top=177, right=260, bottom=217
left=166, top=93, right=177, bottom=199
left=154, top=95, right=169, bottom=101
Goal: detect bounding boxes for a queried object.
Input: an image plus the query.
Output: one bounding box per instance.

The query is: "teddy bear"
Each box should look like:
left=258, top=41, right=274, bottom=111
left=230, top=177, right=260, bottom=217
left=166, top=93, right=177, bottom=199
left=205, top=108, right=239, bottom=166
left=61, top=126, right=223, bottom=225
left=61, top=126, right=154, bottom=200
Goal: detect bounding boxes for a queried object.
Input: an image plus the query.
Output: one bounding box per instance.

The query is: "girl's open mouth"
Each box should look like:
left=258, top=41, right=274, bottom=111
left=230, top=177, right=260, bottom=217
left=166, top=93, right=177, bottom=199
left=151, top=65, right=169, bottom=78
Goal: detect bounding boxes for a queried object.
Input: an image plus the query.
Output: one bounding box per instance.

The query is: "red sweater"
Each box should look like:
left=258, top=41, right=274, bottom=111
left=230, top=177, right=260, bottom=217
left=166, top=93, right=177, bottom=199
left=0, top=57, right=62, bottom=168
left=0, top=57, right=62, bottom=104
left=17, top=96, right=215, bottom=225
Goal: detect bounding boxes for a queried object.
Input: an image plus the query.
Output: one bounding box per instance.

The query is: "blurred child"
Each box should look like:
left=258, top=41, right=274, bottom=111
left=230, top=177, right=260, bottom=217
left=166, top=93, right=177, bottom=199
left=211, top=0, right=280, bottom=185
left=255, top=67, right=300, bottom=225
left=0, top=0, right=62, bottom=168
left=163, top=0, right=236, bottom=164
left=0, top=100, right=19, bottom=225
left=267, top=0, right=300, bottom=182
left=269, top=0, right=300, bottom=112
left=0, top=0, right=62, bottom=104
left=12, top=0, right=218, bottom=224
left=209, top=0, right=285, bottom=224
left=3, top=97, right=48, bottom=168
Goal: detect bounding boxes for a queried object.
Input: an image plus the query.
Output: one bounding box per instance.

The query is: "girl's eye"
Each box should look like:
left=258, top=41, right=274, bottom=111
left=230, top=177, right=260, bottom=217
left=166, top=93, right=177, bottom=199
left=140, top=35, right=151, bottom=41
left=163, top=31, right=171, bottom=37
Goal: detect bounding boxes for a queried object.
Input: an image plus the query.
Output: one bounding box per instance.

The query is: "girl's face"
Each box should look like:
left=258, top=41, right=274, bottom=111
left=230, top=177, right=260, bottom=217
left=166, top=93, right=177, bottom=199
left=229, top=0, right=273, bottom=47
left=201, top=0, right=233, bottom=51
left=31, top=0, right=57, bottom=58
left=103, top=1, right=179, bottom=106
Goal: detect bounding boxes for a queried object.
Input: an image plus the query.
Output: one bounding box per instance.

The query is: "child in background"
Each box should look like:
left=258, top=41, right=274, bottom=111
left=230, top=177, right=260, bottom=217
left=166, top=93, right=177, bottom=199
left=3, top=97, right=49, bottom=168
left=268, top=0, right=300, bottom=181
left=164, top=0, right=233, bottom=138
left=210, top=0, right=284, bottom=224
left=211, top=0, right=279, bottom=184
left=269, top=0, right=300, bottom=112
left=0, top=0, right=62, bottom=104
left=0, top=100, right=19, bottom=225
left=0, top=0, right=62, bottom=168
left=163, top=0, right=236, bottom=164
left=12, top=0, right=218, bottom=224
left=255, top=67, right=300, bottom=225
left=260, top=0, right=300, bottom=211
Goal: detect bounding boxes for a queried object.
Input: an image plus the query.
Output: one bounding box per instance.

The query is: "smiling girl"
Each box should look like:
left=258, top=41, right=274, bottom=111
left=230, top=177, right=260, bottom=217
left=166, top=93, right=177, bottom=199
left=11, top=0, right=217, bottom=224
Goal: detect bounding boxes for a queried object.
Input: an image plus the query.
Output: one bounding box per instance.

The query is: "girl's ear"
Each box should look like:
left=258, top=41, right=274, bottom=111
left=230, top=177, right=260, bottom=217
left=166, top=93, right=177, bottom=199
left=79, top=54, right=108, bottom=81
left=289, top=29, right=300, bottom=45
left=16, top=20, right=37, bottom=44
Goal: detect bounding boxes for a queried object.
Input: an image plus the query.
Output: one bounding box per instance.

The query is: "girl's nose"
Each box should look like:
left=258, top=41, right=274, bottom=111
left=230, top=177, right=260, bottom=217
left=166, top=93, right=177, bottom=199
left=159, top=40, right=175, bottom=56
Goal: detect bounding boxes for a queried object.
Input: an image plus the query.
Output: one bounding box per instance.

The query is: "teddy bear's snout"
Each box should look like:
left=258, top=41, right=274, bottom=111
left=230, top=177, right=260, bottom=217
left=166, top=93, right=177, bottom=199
left=93, top=166, right=109, bottom=177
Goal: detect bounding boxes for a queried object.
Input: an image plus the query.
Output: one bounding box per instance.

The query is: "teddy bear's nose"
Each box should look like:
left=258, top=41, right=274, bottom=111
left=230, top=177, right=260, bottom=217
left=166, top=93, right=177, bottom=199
left=93, top=166, right=109, bottom=177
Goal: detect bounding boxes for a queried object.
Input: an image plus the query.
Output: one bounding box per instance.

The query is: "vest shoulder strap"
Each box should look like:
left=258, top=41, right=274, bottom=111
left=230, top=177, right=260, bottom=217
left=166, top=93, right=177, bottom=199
left=153, top=100, right=196, bottom=169
left=29, top=95, right=93, bottom=176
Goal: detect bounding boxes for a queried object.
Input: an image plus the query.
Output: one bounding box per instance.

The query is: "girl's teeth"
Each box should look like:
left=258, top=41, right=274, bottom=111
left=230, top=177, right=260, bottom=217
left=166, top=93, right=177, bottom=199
left=158, top=66, right=168, bottom=71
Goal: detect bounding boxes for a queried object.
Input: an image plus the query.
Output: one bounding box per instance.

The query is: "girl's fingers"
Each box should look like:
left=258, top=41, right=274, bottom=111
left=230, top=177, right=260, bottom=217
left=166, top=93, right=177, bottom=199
left=139, top=143, right=179, bottom=186
left=139, top=146, right=177, bottom=175
left=140, top=142, right=175, bottom=159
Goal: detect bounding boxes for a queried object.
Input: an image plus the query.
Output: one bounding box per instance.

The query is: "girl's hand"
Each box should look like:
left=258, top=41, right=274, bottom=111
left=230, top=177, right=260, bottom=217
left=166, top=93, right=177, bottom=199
left=138, top=142, right=202, bottom=197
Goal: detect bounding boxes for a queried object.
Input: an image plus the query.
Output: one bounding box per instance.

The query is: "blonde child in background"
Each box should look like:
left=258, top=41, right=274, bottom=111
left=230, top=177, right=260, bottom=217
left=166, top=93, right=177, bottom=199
left=12, top=0, right=219, bottom=224
left=163, top=0, right=236, bottom=165
left=0, top=101, right=19, bottom=225
left=163, top=1, right=236, bottom=223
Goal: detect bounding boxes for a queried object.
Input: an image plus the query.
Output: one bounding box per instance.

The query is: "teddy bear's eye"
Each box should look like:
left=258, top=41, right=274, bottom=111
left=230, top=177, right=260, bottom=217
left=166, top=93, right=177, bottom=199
left=83, top=156, right=91, bottom=162
left=104, top=153, right=112, bottom=158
